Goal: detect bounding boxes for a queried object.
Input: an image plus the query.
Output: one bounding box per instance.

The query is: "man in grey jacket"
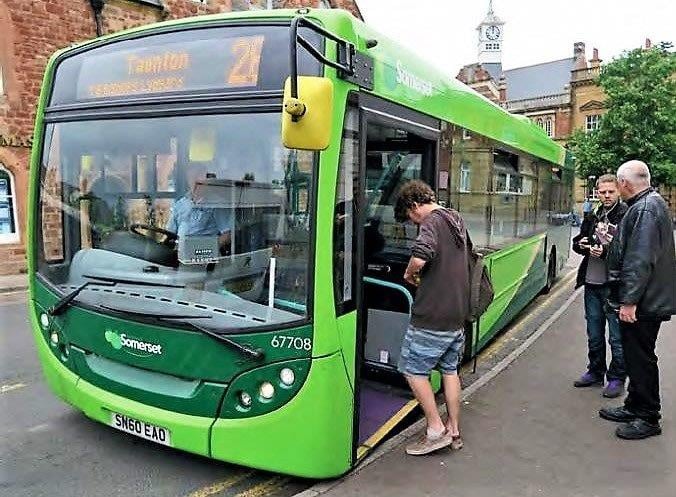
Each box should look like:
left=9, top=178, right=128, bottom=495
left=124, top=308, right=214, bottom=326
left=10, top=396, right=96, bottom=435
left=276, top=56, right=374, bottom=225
left=599, top=160, right=676, bottom=440
left=394, top=180, right=470, bottom=455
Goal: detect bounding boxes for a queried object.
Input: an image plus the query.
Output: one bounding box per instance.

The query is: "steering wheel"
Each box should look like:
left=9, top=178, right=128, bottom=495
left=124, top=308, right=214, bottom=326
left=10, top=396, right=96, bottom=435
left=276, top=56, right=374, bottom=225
left=129, top=224, right=178, bottom=247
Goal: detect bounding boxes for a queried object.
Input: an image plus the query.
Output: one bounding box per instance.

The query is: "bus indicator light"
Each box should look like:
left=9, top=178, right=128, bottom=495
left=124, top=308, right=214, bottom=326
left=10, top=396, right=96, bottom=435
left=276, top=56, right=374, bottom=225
left=259, top=382, right=275, bottom=400
left=239, top=391, right=253, bottom=408
left=280, top=368, right=295, bottom=386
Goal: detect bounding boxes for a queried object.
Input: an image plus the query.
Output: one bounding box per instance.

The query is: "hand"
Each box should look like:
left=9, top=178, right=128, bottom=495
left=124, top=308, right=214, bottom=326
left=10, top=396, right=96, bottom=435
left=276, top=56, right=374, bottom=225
left=589, top=244, right=603, bottom=258
left=404, top=270, right=420, bottom=287
left=619, top=304, right=637, bottom=323
left=578, top=236, right=590, bottom=250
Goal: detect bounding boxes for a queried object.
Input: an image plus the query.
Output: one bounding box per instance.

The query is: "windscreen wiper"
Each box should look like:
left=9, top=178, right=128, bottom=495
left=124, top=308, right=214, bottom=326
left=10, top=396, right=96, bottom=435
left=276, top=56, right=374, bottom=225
left=48, top=279, right=117, bottom=316
left=179, top=321, right=264, bottom=361
left=98, top=303, right=264, bottom=361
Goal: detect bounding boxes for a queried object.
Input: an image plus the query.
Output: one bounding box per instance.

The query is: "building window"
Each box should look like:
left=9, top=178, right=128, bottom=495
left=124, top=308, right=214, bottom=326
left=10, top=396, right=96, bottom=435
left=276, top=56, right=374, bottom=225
left=0, top=64, right=4, bottom=95
left=586, top=114, right=601, bottom=132
left=544, top=118, right=553, bottom=137
left=0, top=166, right=19, bottom=244
left=459, top=162, right=471, bottom=192
left=462, top=129, right=471, bottom=140
left=536, top=118, right=544, bottom=129
left=318, top=0, right=332, bottom=7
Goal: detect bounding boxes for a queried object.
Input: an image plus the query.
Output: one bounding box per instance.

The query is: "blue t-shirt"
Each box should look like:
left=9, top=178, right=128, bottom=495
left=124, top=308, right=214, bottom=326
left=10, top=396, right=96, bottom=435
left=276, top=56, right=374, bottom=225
left=166, top=196, right=233, bottom=238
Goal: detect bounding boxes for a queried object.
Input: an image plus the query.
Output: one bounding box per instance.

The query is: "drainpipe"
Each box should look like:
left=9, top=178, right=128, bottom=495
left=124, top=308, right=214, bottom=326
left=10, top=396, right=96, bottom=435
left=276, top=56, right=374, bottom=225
left=89, top=0, right=106, bottom=37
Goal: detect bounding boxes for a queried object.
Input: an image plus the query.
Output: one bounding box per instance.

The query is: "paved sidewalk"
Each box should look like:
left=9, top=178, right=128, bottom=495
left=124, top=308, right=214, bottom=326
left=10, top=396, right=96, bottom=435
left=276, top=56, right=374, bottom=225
left=316, top=291, right=676, bottom=497
left=0, top=273, right=28, bottom=294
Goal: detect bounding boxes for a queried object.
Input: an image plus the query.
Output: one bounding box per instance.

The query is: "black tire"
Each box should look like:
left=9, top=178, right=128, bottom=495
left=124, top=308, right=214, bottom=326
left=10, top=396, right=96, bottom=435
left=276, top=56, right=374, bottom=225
left=541, top=250, right=557, bottom=294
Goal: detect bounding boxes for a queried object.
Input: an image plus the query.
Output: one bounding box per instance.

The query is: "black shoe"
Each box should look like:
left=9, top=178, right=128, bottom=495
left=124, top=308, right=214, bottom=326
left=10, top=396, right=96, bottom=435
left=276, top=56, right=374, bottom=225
left=616, top=419, right=662, bottom=440
left=599, top=406, right=637, bottom=423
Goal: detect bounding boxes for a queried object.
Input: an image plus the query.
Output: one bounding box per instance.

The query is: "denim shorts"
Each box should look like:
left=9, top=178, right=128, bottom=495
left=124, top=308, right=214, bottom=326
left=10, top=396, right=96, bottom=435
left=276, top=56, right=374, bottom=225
left=398, top=325, right=465, bottom=376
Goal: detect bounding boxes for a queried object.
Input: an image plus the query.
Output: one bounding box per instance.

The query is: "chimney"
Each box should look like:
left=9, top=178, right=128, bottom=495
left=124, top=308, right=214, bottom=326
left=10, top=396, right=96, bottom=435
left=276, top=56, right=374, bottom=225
left=645, top=38, right=652, bottom=49
left=590, top=48, right=601, bottom=68
left=498, top=75, right=507, bottom=102
left=573, top=42, right=587, bottom=70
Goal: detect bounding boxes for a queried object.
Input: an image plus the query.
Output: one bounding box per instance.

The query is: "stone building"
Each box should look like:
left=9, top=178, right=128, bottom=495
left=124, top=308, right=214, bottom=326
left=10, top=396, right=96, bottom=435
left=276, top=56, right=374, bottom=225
left=456, top=2, right=608, bottom=209
left=0, top=0, right=361, bottom=275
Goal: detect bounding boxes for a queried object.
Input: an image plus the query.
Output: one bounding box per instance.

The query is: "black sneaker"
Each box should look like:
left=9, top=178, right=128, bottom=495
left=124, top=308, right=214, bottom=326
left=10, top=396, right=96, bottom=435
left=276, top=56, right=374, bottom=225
left=599, top=406, right=637, bottom=423
left=616, top=419, right=662, bottom=440
left=574, top=372, right=603, bottom=388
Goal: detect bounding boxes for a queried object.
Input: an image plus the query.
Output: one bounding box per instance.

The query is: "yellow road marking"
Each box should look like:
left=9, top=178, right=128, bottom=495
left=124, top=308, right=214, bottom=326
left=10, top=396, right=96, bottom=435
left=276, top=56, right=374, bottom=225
left=185, top=470, right=256, bottom=497
left=1, top=382, right=27, bottom=394
left=233, top=476, right=289, bottom=497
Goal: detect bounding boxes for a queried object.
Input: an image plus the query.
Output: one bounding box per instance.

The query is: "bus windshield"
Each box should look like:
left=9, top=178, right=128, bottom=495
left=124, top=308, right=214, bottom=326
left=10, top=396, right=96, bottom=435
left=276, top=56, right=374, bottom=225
left=37, top=113, right=314, bottom=331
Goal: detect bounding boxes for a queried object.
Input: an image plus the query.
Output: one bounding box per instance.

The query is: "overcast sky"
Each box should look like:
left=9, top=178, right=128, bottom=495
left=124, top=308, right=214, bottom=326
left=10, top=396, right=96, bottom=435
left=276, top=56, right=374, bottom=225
left=356, top=0, right=675, bottom=77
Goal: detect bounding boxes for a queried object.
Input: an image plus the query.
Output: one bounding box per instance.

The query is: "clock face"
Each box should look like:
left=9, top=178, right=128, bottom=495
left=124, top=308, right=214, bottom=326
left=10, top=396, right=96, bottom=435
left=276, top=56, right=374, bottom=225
left=486, top=25, right=501, bottom=40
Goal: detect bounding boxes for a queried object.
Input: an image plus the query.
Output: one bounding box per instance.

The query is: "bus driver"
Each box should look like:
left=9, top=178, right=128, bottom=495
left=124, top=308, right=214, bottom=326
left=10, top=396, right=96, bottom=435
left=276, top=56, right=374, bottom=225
left=166, top=164, right=234, bottom=255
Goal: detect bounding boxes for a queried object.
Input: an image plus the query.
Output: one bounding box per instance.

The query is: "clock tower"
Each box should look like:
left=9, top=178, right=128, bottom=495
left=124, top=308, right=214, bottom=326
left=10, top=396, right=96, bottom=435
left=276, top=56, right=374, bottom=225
left=477, top=0, right=505, bottom=65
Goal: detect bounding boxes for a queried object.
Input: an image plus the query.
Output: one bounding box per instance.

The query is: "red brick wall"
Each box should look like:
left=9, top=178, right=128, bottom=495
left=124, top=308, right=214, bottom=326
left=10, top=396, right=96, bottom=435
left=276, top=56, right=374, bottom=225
left=0, top=0, right=360, bottom=275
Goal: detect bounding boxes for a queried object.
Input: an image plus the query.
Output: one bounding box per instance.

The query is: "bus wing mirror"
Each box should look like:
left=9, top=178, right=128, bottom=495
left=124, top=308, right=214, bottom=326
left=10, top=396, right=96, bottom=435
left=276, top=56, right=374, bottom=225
left=282, top=76, right=333, bottom=151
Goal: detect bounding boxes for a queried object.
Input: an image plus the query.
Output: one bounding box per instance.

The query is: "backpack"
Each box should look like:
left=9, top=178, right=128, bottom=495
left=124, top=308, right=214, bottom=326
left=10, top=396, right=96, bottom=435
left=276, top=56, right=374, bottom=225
left=466, top=231, right=494, bottom=323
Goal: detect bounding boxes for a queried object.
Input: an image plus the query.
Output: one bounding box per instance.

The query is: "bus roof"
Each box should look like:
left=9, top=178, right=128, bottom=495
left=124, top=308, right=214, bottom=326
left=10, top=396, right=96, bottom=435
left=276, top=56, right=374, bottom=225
left=48, top=8, right=566, bottom=166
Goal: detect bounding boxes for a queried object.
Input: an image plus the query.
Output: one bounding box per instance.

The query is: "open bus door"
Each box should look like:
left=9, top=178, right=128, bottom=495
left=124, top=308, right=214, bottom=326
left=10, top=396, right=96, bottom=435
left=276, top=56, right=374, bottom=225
left=354, top=101, right=440, bottom=461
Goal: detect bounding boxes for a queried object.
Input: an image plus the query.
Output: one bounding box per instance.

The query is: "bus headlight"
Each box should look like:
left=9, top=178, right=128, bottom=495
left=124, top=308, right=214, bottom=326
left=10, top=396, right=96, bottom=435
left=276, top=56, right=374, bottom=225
left=239, top=391, right=253, bottom=408
left=280, top=368, right=295, bottom=386
left=259, top=381, right=275, bottom=400
left=50, top=331, right=59, bottom=345
left=40, top=313, right=50, bottom=329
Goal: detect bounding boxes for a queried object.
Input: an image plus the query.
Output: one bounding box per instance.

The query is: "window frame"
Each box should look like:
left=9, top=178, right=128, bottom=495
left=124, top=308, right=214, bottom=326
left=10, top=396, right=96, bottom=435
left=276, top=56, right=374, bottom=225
left=0, top=165, right=20, bottom=244
left=459, top=161, right=471, bottom=192
left=585, top=114, right=600, bottom=133
left=544, top=117, right=553, bottom=137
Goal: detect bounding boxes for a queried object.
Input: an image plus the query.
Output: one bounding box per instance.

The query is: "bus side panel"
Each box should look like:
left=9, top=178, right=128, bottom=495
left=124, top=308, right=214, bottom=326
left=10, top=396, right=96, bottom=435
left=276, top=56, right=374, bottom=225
left=211, top=352, right=353, bottom=479
left=475, top=235, right=547, bottom=351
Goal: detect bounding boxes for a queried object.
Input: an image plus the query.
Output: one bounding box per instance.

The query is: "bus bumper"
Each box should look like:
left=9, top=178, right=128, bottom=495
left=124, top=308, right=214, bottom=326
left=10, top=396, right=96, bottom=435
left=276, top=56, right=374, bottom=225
left=30, top=308, right=353, bottom=477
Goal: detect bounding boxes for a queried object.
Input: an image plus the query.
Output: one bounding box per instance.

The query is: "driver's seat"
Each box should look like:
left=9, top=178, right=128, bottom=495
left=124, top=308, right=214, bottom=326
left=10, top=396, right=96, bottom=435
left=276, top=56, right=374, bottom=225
left=99, top=230, right=178, bottom=268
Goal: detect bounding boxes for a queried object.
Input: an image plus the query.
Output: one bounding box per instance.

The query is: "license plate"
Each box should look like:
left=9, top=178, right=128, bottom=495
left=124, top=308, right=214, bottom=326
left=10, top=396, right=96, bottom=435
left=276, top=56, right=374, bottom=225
left=110, top=412, right=171, bottom=447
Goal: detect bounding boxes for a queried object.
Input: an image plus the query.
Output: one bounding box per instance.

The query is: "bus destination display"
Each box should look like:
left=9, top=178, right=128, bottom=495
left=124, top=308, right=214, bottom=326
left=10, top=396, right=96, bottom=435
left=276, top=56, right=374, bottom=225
left=77, top=35, right=265, bottom=99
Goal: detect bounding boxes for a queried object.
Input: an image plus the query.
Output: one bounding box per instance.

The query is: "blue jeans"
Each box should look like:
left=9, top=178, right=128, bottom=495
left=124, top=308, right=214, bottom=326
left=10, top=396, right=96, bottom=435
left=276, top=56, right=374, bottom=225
left=583, top=285, right=625, bottom=381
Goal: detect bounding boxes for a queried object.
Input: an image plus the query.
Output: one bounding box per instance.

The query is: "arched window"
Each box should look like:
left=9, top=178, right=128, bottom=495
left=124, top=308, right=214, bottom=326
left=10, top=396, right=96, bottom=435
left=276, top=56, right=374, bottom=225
left=536, top=117, right=544, bottom=129
left=0, top=165, right=19, bottom=243
left=544, top=118, right=553, bottom=137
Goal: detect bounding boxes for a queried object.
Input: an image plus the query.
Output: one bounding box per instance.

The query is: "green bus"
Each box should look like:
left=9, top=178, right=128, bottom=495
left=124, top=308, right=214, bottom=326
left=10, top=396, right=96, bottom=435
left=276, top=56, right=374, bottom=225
left=28, top=8, right=573, bottom=478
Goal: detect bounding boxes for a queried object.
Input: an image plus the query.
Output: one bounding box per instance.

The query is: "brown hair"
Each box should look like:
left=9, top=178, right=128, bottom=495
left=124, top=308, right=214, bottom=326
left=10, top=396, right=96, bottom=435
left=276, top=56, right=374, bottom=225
left=596, top=174, right=618, bottom=187
left=394, top=180, right=436, bottom=222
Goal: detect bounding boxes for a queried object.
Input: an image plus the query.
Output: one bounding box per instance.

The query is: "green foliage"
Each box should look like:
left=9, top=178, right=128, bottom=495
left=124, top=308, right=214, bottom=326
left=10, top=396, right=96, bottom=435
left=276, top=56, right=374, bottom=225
left=569, top=43, right=676, bottom=185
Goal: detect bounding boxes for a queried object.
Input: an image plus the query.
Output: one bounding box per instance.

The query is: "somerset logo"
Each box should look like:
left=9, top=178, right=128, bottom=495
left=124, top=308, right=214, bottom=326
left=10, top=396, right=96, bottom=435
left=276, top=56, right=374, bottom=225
left=104, top=330, right=163, bottom=357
